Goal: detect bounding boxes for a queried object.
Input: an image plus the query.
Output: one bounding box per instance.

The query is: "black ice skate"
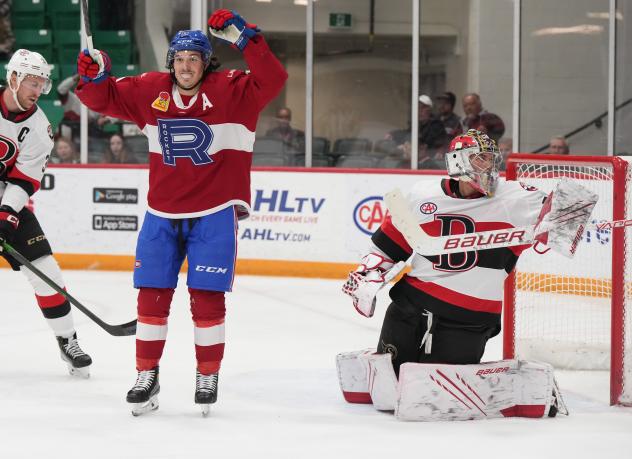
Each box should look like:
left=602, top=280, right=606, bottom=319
left=127, top=367, right=160, bottom=416
left=56, top=333, right=92, bottom=378
left=195, top=370, right=218, bottom=416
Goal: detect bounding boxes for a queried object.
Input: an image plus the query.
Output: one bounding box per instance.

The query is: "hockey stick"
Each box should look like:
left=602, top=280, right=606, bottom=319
left=1, top=241, right=136, bottom=337
left=80, top=0, right=104, bottom=68
left=384, top=188, right=614, bottom=257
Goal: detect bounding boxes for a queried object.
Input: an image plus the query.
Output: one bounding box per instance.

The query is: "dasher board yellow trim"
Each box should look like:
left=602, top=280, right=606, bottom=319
left=0, top=254, right=356, bottom=279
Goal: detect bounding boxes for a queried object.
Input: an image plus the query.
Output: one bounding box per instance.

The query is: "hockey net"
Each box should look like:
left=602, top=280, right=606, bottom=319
left=503, top=154, right=632, bottom=406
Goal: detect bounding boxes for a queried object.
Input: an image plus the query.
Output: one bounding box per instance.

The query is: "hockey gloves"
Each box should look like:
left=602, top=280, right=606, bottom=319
left=77, top=49, right=111, bottom=83
left=342, top=253, right=406, bottom=318
left=208, top=9, right=260, bottom=51
left=0, top=205, right=19, bottom=251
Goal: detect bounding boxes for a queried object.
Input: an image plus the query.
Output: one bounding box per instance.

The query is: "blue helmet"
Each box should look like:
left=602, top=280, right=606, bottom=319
left=166, top=30, right=212, bottom=69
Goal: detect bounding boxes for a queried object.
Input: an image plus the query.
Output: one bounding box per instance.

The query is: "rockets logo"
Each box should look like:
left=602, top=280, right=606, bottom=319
left=151, top=91, right=171, bottom=112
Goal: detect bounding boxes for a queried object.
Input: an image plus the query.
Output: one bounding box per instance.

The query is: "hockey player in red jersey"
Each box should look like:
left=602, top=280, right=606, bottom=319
left=340, top=130, right=568, bottom=420
left=0, top=49, right=92, bottom=378
left=76, top=9, right=287, bottom=416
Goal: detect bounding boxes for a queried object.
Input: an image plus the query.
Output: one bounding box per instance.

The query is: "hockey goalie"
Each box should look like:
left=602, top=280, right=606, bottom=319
left=338, top=129, right=597, bottom=421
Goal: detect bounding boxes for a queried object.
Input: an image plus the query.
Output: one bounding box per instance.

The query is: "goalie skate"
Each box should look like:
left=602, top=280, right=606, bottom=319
left=195, top=371, right=218, bottom=417
left=127, top=367, right=160, bottom=416
left=57, top=333, right=92, bottom=379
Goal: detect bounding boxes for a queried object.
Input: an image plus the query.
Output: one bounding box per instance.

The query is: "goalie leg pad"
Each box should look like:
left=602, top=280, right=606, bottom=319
left=360, top=352, right=399, bottom=411
left=336, top=349, right=375, bottom=404
left=395, top=360, right=557, bottom=421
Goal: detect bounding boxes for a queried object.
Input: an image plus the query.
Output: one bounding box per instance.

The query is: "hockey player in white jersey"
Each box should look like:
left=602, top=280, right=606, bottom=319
left=340, top=129, right=568, bottom=421
left=0, top=49, right=92, bottom=377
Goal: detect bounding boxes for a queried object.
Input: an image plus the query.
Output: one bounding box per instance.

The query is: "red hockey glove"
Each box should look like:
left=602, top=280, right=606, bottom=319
left=0, top=205, right=19, bottom=251
left=77, top=49, right=111, bottom=83
left=208, top=9, right=260, bottom=51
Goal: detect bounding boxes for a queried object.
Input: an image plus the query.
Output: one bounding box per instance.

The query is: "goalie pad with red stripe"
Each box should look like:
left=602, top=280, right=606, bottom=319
left=396, top=360, right=566, bottom=421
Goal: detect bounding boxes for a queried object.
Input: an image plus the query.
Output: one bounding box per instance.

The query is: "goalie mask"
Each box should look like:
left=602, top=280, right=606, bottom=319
left=445, top=129, right=502, bottom=196
left=6, top=49, right=52, bottom=111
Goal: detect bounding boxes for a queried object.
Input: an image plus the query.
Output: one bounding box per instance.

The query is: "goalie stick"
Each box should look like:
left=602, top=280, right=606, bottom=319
left=2, top=241, right=137, bottom=337
left=384, top=187, right=611, bottom=258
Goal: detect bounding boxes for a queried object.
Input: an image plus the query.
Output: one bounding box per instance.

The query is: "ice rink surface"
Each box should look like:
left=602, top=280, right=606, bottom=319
left=1, top=268, right=632, bottom=459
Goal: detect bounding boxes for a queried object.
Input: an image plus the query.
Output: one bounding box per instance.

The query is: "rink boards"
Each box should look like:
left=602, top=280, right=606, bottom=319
left=1, top=165, right=437, bottom=277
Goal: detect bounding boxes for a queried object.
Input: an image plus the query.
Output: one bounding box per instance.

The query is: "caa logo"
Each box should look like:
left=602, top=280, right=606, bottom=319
left=419, top=202, right=437, bottom=214
left=353, top=196, right=387, bottom=235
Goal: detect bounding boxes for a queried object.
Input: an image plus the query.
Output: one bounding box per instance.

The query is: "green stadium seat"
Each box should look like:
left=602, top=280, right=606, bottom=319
left=14, top=29, right=54, bottom=62
left=59, top=64, right=77, bottom=80
left=54, top=29, right=81, bottom=63
left=38, top=99, right=64, bottom=133
left=47, top=0, right=80, bottom=31
left=93, top=30, right=131, bottom=63
left=11, top=0, right=46, bottom=29
left=111, top=64, right=139, bottom=77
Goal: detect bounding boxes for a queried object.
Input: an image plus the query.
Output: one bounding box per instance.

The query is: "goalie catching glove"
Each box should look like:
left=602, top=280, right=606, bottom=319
left=77, top=49, right=111, bottom=83
left=342, top=253, right=406, bottom=318
left=533, top=178, right=599, bottom=257
left=208, top=9, right=260, bottom=51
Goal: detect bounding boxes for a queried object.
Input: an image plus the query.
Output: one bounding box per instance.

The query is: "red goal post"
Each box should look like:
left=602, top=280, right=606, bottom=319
left=503, top=154, right=631, bottom=406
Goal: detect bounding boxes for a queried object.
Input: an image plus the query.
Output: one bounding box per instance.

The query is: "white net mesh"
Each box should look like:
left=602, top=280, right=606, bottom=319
left=507, top=157, right=631, bottom=405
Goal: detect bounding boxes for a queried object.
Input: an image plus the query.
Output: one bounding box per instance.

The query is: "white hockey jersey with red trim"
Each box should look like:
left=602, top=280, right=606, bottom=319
left=373, top=178, right=545, bottom=325
left=0, top=88, right=54, bottom=205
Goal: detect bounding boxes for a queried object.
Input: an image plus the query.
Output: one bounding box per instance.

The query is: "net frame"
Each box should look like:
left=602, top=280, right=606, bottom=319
left=503, top=154, right=630, bottom=406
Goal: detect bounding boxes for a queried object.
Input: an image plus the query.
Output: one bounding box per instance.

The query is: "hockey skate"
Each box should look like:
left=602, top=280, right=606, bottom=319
left=56, top=333, right=92, bottom=378
left=195, top=370, right=218, bottom=417
left=127, top=367, right=160, bottom=416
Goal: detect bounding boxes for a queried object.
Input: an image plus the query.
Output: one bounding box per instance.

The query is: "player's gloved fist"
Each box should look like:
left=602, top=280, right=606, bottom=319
left=0, top=205, right=19, bottom=251
left=342, top=253, right=405, bottom=318
left=77, top=49, right=111, bottom=83
left=208, top=9, right=260, bottom=51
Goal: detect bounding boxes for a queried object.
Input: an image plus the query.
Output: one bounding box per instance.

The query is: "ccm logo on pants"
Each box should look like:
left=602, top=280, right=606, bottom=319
left=195, top=265, right=228, bottom=274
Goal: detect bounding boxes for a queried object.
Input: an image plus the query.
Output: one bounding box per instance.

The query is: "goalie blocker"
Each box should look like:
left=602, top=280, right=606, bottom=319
left=336, top=350, right=568, bottom=421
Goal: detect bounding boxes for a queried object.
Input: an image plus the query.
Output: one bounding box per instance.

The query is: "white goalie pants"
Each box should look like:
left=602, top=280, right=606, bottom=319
left=336, top=349, right=557, bottom=421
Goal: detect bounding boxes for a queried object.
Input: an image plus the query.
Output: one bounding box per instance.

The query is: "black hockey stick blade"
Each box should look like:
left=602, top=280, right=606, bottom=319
left=1, top=241, right=136, bottom=337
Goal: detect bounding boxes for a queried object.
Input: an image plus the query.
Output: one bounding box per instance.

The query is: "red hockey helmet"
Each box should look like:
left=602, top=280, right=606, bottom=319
left=445, top=129, right=502, bottom=196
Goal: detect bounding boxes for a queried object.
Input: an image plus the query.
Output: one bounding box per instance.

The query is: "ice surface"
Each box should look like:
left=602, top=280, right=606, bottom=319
left=1, top=269, right=631, bottom=458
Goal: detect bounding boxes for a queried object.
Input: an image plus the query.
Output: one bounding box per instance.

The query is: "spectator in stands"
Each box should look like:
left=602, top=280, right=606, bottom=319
left=397, top=140, right=443, bottom=170
left=102, top=133, right=137, bottom=164
left=462, top=93, right=505, bottom=142
left=265, top=107, right=304, bottom=151
left=57, top=74, right=110, bottom=140
left=0, top=0, right=14, bottom=61
left=51, top=137, right=80, bottom=164
left=435, top=91, right=463, bottom=138
left=387, top=95, right=446, bottom=158
left=548, top=136, right=570, bottom=155
left=497, top=137, right=513, bottom=170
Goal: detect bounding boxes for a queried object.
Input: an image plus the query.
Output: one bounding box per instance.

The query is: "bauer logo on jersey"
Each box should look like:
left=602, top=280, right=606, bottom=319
left=419, top=202, right=438, bottom=215
left=151, top=91, right=171, bottom=112
left=353, top=196, right=387, bottom=236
